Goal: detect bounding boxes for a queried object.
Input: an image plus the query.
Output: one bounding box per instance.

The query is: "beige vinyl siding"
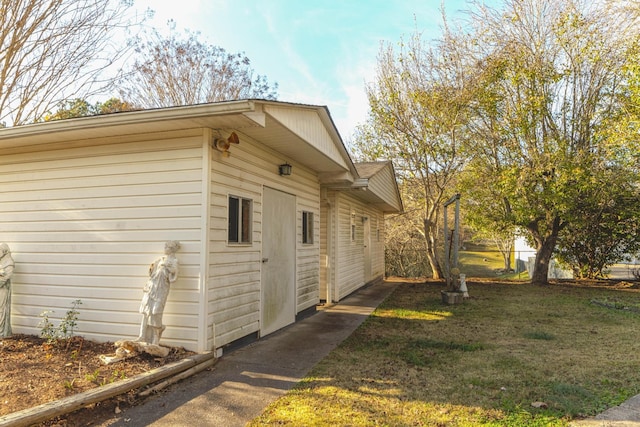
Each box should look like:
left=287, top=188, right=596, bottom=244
left=319, top=201, right=329, bottom=301
left=320, top=191, right=339, bottom=303
left=0, top=131, right=205, bottom=350
left=334, top=194, right=364, bottom=300
left=367, top=164, right=403, bottom=212
left=263, top=105, right=349, bottom=170
left=370, top=214, right=385, bottom=278
left=297, top=195, right=320, bottom=312
left=208, top=134, right=321, bottom=348
left=333, top=192, right=386, bottom=301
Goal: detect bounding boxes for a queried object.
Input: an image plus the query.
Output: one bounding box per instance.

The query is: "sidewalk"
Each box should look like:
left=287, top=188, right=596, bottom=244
left=570, top=394, right=640, bottom=427
left=95, top=279, right=398, bottom=426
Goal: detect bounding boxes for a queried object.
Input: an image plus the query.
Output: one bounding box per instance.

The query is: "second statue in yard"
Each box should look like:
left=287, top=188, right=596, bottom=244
left=137, top=240, right=180, bottom=345
left=0, top=243, right=14, bottom=338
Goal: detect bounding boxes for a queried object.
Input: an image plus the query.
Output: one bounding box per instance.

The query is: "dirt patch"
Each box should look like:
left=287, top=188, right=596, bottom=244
left=0, top=334, right=194, bottom=426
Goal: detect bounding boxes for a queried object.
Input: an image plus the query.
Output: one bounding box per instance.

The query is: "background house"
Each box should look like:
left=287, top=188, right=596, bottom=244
left=0, top=100, right=402, bottom=353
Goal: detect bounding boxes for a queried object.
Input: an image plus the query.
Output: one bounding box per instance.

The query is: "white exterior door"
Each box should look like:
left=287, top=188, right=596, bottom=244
left=261, top=187, right=296, bottom=336
left=363, top=216, right=371, bottom=281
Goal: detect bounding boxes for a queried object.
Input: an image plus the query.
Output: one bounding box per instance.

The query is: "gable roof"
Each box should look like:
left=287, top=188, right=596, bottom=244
left=354, top=161, right=404, bottom=213
left=355, top=161, right=389, bottom=178
left=0, top=99, right=402, bottom=213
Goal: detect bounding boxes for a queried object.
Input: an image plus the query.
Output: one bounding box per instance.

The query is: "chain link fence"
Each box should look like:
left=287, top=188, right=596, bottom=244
left=385, top=248, right=640, bottom=280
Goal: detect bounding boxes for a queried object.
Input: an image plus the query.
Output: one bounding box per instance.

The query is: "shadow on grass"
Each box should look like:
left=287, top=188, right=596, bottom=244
left=252, top=280, right=640, bottom=427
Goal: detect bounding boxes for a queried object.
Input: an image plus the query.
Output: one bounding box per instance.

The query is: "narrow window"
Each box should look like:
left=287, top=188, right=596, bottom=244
left=350, top=210, right=356, bottom=242
left=302, top=211, right=314, bottom=244
left=228, top=195, right=252, bottom=243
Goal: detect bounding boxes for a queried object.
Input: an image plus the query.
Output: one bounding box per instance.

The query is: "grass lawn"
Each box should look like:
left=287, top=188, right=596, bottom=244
left=458, top=242, right=528, bottom=280
left=250, top=279, right=640, bottom=426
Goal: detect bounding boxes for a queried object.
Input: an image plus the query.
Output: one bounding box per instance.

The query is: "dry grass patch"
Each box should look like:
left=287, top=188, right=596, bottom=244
left=250, top=280, right=640, bottom=426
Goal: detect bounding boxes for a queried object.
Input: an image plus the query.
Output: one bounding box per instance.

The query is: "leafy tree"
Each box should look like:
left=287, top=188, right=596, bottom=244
left=463, top=0, right=640, bottom=284
left=459, top=163, right=517, bottom=272
left=553, top=35, right=640, bottom=278
left=555, top=167, right=640, bottom=278
left=119, top=27, right=278, bottom=108
left=44, top=98, right=136, bottom=121
left=0, top=0, right=142, bottom=126
left=353, top=28, right=475, bottom=279
left=95, top=98, right=136, bottom=115
left=359, top=0, right=639, bottom=283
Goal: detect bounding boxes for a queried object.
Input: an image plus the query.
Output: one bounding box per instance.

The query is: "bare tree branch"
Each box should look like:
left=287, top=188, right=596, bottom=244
left=0, top=0, right=142, bottom=126
left=118, top=28, right=278, bottom=108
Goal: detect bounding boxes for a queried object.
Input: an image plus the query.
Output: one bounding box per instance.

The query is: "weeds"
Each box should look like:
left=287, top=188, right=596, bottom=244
left=523, top=331, right=556, bottom=340
left=38, top=299, right=83, bottom=344
left=84, top=368, right=127, bottom=386
left=84, top=369, right=101, bottom=384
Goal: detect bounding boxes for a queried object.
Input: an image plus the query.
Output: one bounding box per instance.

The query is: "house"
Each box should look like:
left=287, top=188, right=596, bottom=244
left=0, top=100, right=403, bottom=353
left=514, top=236, right=573, bottom=279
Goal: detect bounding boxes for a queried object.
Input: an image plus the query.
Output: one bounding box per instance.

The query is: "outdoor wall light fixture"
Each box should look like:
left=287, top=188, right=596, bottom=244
left=279, top=163, right=292, bottom=176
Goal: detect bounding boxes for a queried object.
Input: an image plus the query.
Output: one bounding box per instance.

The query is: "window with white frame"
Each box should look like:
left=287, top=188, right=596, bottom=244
left=302, top=211, right=314, bottom=244
left=228, top=195, right=252, bottom=244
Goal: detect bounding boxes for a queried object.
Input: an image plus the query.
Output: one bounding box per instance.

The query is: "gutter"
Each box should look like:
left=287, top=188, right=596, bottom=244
left=0, top=100, right=257, bottom=142
left=351, top=178, right=369, bottom=190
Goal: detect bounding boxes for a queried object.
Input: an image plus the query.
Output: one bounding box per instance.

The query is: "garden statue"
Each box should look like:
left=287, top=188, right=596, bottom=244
left=0, top=243, right=14, bottom=337
left=136, top=240, right=180, bottom=345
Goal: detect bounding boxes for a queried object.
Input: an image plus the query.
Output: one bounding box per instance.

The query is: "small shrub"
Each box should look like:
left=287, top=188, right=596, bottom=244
left=38, top=299, right=83, bottom=343
left=38, top=310, right=56, bottom=342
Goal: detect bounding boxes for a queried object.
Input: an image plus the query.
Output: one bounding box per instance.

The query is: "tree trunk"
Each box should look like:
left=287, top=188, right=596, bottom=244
left=426, top=247, right=443, bottom=279
left=424, top=218, right=443, bottom=279
left=530, top=239, right=554, bottom=285
left=529, top=216, right=562, bottom=285
left=503, top=251, right=512, bottom=272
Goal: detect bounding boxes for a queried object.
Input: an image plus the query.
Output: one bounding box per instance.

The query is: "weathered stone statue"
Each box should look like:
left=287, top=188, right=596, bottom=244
left=136, top=241, right=180, bottom=345
left=0, top=243, right=15, bottom=338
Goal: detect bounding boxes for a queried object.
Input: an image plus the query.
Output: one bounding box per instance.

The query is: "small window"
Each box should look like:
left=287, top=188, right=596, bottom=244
left=350, top=210, right=356, bottom=242
left=228, top=195, right=252, bottom=244
left=302, top=211, right=314, bottom=244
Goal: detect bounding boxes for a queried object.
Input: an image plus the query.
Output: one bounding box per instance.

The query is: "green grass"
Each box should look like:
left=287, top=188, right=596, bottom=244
left=523, top=331, right=556, bottom=340
left=250, top=280, right=640, bottom=426
left=458, top=243, right=528, bottom=280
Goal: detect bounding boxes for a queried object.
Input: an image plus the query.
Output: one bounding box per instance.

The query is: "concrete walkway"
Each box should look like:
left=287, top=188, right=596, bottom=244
left=88, top=277, right=640, bottom=426
left=95, top=279, right=398, bottom=426
left=570, top=394, right=640, bottom=427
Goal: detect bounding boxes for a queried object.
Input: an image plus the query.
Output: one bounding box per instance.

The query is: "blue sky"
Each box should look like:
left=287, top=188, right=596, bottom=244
left=133, top=1, right=497, bottom=141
